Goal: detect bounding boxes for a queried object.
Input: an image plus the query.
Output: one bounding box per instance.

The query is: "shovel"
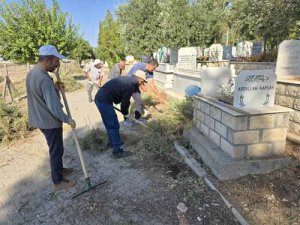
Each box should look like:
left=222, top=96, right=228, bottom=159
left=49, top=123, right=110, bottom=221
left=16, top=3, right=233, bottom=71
left=54, top=67, right=106, bottom=198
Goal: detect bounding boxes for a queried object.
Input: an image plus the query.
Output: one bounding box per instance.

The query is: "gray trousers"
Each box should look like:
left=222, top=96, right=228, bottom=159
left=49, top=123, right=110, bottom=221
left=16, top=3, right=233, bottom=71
left=87, top=81, right=99, bottom=102
left=132, top=92, right=144, bottom=114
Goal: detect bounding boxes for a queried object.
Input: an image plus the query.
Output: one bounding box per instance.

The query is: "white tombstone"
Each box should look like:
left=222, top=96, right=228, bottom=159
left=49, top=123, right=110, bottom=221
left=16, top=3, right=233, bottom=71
left=177, top=47, right=197, bottom=70
left=196, top=47, right=203, bottom=58
left=204, top=48, right=210, bottom=57
left=237, top=41, right=253, bottom=57
left=202, top=67, right=231, bottom=97
left=233, top=70, right=277, bottom=109
left=232, top=46, right=237, bottom=58
left=276, top=40, right=300, bottom=78
left=209, top=44, right=223, bottom=61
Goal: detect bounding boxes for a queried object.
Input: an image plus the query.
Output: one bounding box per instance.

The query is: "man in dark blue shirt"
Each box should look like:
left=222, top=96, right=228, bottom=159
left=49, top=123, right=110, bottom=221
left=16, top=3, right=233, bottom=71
left=94, top=70, right=147, bottom=158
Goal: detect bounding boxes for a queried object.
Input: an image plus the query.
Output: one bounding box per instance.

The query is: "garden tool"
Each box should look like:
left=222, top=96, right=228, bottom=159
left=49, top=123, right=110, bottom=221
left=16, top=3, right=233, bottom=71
left=54, top=67, right=106, bottom=199
left=113, top=106, right=148, bottom=128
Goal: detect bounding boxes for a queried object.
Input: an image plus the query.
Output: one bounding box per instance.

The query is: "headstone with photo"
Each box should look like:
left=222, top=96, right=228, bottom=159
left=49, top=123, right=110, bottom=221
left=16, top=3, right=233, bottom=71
left=251, top=42, right=263, bottom=56
left=170, top=48, right=178, bottom=64
left=233, top=70, right=277, bottom=108
left=209, top=44, right=223, bottom=61
left=223, top=45, right=233, bottom=60
left=202, top=67, right=231, bottom=97
left=276, top=40, right=300, bottom=78
left=177, top=47, right=197, bottom=70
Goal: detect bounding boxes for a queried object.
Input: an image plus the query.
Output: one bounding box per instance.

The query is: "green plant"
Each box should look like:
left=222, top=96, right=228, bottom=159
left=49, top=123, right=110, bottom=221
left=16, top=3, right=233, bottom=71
left=79, top=128, right=107, bottom=151
left=60, top=74, right=83, bottom=92
left=171, top=97, right=194, bottom=123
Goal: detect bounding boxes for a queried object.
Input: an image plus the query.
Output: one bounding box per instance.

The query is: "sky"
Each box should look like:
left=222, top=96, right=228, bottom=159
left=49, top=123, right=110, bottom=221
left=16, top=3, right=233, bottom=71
left=45, top=0, right=126, bottom=47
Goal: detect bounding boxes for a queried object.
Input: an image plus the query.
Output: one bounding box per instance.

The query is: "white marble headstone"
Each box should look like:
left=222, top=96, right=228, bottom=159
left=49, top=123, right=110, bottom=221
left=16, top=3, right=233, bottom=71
left=177, top=47, right=197, bottom=70
left=237, top=41, right=253, bottom=57
left=233, top=70, right=277, bottom=108
left=209, top=44, right=223, bottom=61
left=202, top=67, right=231, bottom=97
left=276, top=40, right=300, bottom=78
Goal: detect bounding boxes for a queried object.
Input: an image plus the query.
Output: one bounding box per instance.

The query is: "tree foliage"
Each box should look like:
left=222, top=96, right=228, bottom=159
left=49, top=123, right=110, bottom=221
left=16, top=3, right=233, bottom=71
left=96, top=10, right=123, bottom=67
left=0, top=0, right=81, bottom=63
left=70, top=38, right=94, bottom=63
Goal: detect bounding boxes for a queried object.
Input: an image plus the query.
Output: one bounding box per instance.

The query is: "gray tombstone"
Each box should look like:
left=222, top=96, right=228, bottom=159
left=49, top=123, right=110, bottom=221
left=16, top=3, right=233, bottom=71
left=177, top=47, right=197, bottom=70
left=170, top=48, right=178, bottom=64
left=276, top=40, right=300, bottom=78
left=202, top=67, right=231, bottom=97
left=233, top=70, right=277, bottom=108
left=223, top=45, right=233, bottom=60
left=251, top=42, right=263, bottom=56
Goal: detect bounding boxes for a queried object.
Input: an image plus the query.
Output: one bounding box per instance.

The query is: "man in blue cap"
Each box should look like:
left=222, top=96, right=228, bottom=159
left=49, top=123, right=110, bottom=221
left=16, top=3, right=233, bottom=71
left=26, top=45, right=76, bottom=191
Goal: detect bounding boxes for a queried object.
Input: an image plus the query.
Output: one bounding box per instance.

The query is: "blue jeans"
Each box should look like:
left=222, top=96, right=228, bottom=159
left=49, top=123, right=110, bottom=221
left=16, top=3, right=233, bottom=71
left=40, top=127, right=64, bottom=184
left=94, top=101, right=123, bottom=153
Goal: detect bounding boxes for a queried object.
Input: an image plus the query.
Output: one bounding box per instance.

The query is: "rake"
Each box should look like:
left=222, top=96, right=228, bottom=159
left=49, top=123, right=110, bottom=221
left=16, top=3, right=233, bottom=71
left=54, top=67, right=106, bottom=199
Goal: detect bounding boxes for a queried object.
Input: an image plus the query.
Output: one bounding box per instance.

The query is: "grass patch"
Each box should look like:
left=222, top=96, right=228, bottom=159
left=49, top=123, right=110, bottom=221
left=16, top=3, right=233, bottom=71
left=60, top=74, right=83, bottom=92
left=79, top=128, right=107, bottom=152
left=0, top=101, right=31, bottom=144
left=171, top=97, right=194, bottom=123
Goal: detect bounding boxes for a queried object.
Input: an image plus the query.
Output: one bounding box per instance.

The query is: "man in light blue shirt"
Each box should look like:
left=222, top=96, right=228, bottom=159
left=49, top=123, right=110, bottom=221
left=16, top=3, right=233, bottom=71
left=127, top=59, right=163, bottom=120
left=26, top=45, right=76, bottom=191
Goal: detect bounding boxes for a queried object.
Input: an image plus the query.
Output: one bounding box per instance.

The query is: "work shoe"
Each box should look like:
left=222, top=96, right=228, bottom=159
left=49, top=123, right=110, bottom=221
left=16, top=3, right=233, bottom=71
left=136, top=118, right=147, bottom=123
left=111, top=150, right=133, bottom=159
left=124, top=119, right=133, bottom=127
left=62, top=168, right=73, bottom=177
left=52, top=179, right=75, bottom=191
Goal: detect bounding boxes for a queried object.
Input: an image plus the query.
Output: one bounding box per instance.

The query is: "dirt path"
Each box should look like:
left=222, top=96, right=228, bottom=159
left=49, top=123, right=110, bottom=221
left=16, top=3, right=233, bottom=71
left=0, top=88, right=239, bottom=225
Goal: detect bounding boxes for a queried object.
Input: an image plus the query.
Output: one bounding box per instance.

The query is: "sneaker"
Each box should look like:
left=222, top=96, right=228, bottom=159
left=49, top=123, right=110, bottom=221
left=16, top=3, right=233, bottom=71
left=62, top=168, right=73, bottom=177
left=136, top=118, right=147, bottom=123
left=124, top=119, right=133, bottom=127
left=52, top=179, right=75, bottom=191
left=111, top=151, right=133, bottom=159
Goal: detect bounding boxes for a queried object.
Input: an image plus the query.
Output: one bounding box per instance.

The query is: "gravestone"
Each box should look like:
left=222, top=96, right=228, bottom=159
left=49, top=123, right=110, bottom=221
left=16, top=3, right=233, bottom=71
left=209, top=44, right=223, bottom=61
left=202, top=67, right=231, bottom=97
left=204, top=48, right=210, bottom=58
left=232, top=46, right=237, bottom=58
left=276, top=40, right=300, bottom=78
left=170, top=48, right=178, bottom=64
left=223, top=45, right=233, bottom=60
left=252, top=42, right=263, bottom=56
left=237, top=41, right=253, bottom=57
left=196, top=47, right=203, bottom=58
left=233, top=70, right=277, bottom=108
left=177, top=47, right=197, bottom=70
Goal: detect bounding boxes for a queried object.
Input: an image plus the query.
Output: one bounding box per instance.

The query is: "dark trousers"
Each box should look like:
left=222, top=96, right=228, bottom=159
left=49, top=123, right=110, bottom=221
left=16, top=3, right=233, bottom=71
left=94, top=101, right=123, bottom=153
left=40, top=127, right=64, bottom=184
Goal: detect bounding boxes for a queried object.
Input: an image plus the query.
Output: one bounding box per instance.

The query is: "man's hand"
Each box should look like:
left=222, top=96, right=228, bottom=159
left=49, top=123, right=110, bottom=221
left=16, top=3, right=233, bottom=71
left=68, top=118, right=76, bottom=128
left=54, top=81, right=65, bottom=91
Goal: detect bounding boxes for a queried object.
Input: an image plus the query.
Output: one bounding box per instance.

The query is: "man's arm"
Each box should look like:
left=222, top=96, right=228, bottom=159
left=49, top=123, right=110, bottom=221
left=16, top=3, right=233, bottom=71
left=147, top=78, right=164, bottom=102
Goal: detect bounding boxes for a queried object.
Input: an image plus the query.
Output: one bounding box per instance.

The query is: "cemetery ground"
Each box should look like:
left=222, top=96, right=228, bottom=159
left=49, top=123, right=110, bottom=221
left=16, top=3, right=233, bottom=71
left=0, top=67, right=299, bottom=225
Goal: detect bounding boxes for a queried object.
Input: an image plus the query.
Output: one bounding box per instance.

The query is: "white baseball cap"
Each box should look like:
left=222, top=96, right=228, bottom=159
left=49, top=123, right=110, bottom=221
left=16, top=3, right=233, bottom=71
left=134, top=70, right=147, bottom=83
left=38, top=45, right=65, bottom=59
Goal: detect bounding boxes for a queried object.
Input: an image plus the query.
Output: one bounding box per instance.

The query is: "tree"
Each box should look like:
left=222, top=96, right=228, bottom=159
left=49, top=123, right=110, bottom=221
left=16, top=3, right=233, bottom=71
left=96, top=10, right=123, bottom=67
left=70, top=38, right=94, bottom=63
left=0, top=0, right=80, bottom=63
left=116, top=0, right=162, bottom=58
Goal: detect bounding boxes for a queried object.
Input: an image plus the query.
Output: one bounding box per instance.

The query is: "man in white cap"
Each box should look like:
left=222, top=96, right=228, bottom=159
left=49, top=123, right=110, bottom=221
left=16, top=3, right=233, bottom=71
left=94, top=70, right=147, bottom=158
left=84, top=59, right=104, bottom=102
left=26, top=44, right=76, bottom=191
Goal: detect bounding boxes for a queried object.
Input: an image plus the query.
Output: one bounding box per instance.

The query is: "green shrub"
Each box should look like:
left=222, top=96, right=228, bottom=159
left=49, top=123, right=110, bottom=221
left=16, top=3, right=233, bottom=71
left=79, top=128, right=107, bottom=151
left=171, top=97, right=194, bottom=122
left=0, top=101, right=31, bottom=143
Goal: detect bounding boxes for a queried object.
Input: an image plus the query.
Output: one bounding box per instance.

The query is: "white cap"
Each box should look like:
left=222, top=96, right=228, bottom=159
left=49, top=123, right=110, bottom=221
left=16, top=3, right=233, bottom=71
left=94, top=59, right=103, bottom=66
left=134, top=70, right=147, bottom=83
left=38, top=45, right=65, bottom=59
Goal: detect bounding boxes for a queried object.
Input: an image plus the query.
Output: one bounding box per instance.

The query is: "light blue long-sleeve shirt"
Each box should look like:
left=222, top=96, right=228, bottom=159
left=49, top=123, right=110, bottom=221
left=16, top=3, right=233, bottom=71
left=26, top=67, right=70, bottom=129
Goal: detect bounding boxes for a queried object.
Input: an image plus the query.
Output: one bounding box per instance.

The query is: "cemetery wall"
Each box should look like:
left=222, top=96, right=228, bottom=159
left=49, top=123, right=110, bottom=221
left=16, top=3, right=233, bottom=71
left=276, top=80, right=300, bottom=137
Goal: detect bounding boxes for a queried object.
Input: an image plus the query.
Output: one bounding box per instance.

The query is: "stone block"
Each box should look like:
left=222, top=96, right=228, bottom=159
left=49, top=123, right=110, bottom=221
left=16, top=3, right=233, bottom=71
left=275, top=95, right=295, bottom=108
left=215, top=121, right=227, bottom=138
left=227, top=129, right=234, bottom=143
left=209, top=130, right=220, bottom=146
left=233, top=130, right=260, bottom=144
left=247, top=143, right=272, bottom=158
left=262, top=128, right=287, bottom=142
left=200, top=123, right=209, bottom=136
left=199, top=112, right=205, bottom=123
left=273, top=142, right=286, bottom=156
left=276, top=83, right=286, bottom=95
left=211, top=106, right=221, bottom=121
left=222, top=113, right=248, bottom=130
left=221, top=138, right=245, bottom=159
left=289, top=121, right=300, bottom=135
left=204, top=115, right=215, bottom=129
left=249, top=115, right=275, bottom=129
left=276, top=113, right=290, bottom=127
left=195, top=120, right=201, bottom=131
left=200, top=102, right=210, bottom=114
left=194, top=100, right=201, bottom=110
left=294, top=98, right=300, bottom=110
left=286, top=85, right=300, bottom=97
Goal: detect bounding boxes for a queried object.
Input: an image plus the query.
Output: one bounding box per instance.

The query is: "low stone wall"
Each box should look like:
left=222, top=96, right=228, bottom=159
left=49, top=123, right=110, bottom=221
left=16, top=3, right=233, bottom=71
left=153, top=63, right=175, bottom=89
left=193, top=96, right=291, bottom=159
left=276, top=80, right=300, bottom=137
